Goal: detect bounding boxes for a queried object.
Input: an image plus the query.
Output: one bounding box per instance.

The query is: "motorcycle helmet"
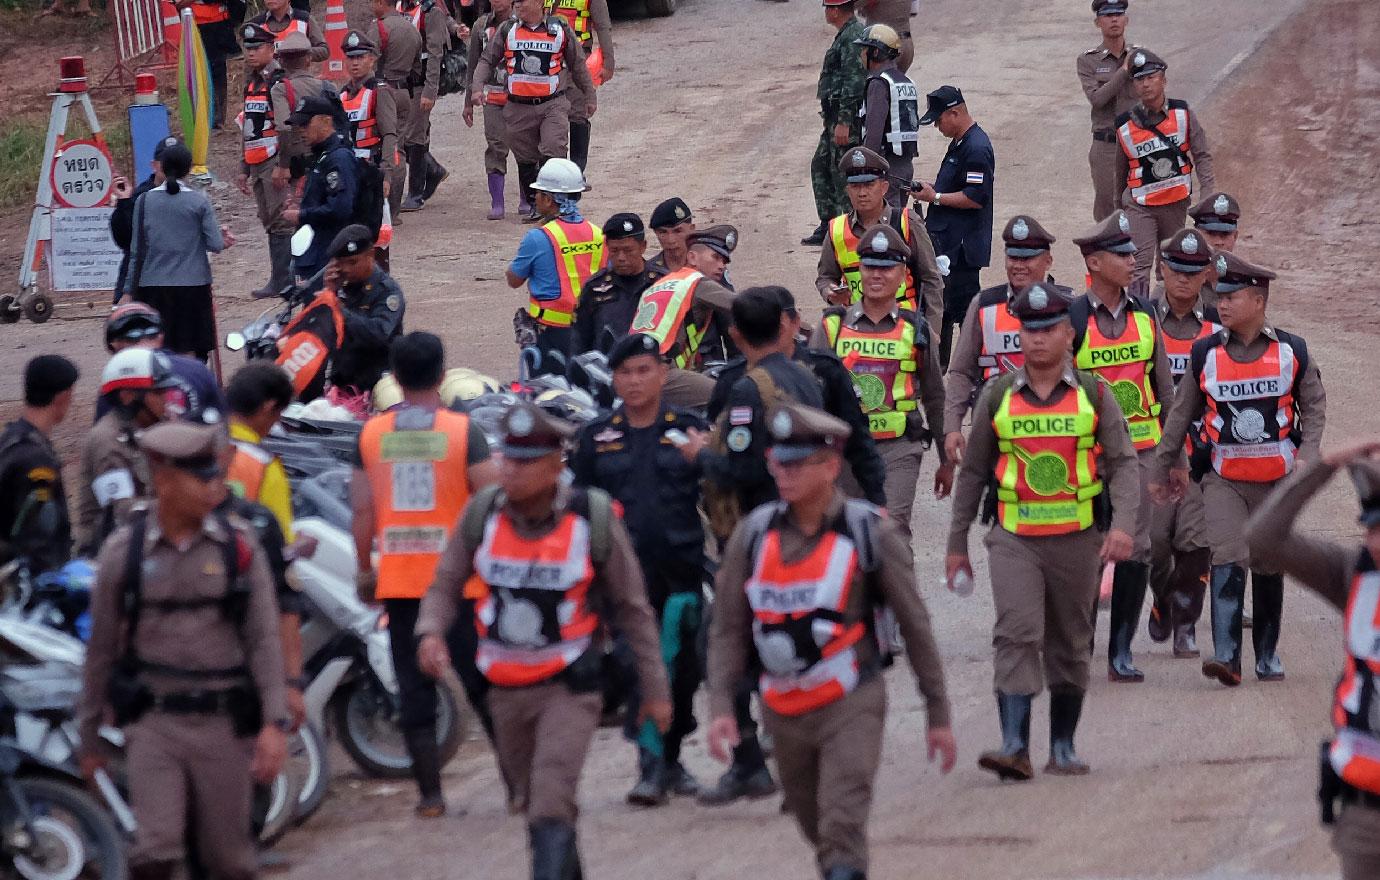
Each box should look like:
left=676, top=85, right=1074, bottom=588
left=100, top=348, right=178, bottom=397
left=105, top=302, right=164, bottom=351
left=440, top=368, right=500, bottom=407
left=372, top=373, right=404, bottom=412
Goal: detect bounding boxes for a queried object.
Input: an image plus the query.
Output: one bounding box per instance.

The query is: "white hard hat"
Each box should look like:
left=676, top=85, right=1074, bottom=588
left=532, top=158, right=587, bottom=194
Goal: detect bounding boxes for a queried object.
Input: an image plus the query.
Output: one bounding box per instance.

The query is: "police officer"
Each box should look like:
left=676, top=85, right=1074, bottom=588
left=815, top=224, right=948, bottom=538
left=816, top=146, right=944, bottom=332
left=647, top=197, right=695, bottom=274
left=324, top=225, right=406, bottom=394
left=0, top=356, right=78, bottom=572
left=268, top=32, right=334, bottom=189
left=855, top=24, right=918, bottom=208
left=942, top=215, right=1069, bottom=464
left=708, top=401, right=955, bottom=878
left=804, top=0, right=867, bottom=247
left=1246, top=444, right=1380, bottom=880
left=470, top=0, right=598, bottom=221
left=341, top=31, right=401, bottom=217
left=238, top=24, right=294, bottom=300
left=1151, top=251, right=1327, bottom=686
left=857, top=0, right=914, bottom=72
left=913, top=85, right=995, bottom=366
left=1070, top=210, right=1174, bottom=682
left=546, top=0, right=615, bottom=172
left=1114, top=49, right=1217, bottom=292
left=416, top=401, right=670, bottom=878
left=76, top=349, right=176, bottom=557
left=1145, top=229, right=1218, bottom=657
left=368, top=0, right=422, bottom=211
left=570, top=333, right=707, bottom=805
left=248, top=0, right=328, bottom=60
left=948, top=283, right=1140, bottom=781
left=353, top=332, right=497, bottom=816
left=397, top=0, right=451, bottom=212
left=1188, top=191, right=1241, bottom=306
left=283, top=96, right=358, bottom=281
left=572, top=212, right=665, bottom=354
left=77, top=420, right=289, bottom=880
left=465, top=0, right=520, bottom=220
left=1077, top=0, right=1137, bottom=221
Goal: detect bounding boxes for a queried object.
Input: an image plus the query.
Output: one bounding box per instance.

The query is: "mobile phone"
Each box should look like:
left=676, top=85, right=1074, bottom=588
left=664, top=428, right=690, bottom=447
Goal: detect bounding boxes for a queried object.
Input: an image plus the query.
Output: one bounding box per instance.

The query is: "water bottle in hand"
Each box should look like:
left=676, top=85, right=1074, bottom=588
left=949, top=568, right=974, bottom=597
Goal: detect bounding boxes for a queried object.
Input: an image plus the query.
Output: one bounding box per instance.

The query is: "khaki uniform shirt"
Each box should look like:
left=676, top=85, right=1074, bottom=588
left=75, top=412, right=148, bottom=557
left=1246, top=461, right=1358, bottom=612
left=471, top=16, right=597, bottom=105
left=1113, top=100, right=1217, bottom=205
left=815, top=206, right=944, bottom=333
left=251, top=9, right=329, bottom=62
left=369, top=12, right=424, bottom=87
left=270, top=70, right=330, bottom=170
left=1076, top=44, right=1136, bottom=134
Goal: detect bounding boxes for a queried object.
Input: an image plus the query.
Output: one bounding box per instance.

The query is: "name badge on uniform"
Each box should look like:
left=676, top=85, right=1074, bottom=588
left=92, top=468, right=136, bottom=507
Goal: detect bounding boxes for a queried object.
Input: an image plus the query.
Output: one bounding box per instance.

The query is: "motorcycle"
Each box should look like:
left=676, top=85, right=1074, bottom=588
left=0, top=560, right=94, bottom=643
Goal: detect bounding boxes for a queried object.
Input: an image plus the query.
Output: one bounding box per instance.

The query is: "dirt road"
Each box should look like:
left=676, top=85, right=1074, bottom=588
left=4, top=0, right=1379, bottom=877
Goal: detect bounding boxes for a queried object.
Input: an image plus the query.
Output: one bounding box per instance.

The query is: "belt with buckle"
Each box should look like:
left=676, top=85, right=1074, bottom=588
left=154, top=690, right=233, bottom=715
left=1092, top=130, right=1117, bottom=143
left=507, top=91, right=565, bottom=106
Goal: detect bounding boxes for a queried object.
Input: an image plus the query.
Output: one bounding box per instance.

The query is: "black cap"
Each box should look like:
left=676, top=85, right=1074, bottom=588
left=1128, top=49, right=1168, bottom=78
left=24, top=355, right=79, bottom=406
left=919, top=85, right=964, bottom=125
left=1091, top=0, right=1128, bottom=14
left=240, top=22, right=275, bottom=47
left=1214, top=252, right=1276, bottom=294
left=1008, top=282, right=1072, bottom=330
left=1159, top=229, right=1214, bottom=275
left=1002, top=214, right=1056, bottom=258
left=686, top=225, right=738, bottom=262
left=649, top=197, right=692, bottom=230
left=1189, top=192, right=1242, bottom=232
left=288, top=94, right=338, bottom=125
left=328, top=224, right=376, bottom=258
left=607, top=333, right=661, bottom=369
left=342, top=29, right=377, bottom=56
left=152, top=136, right=183, bottom=161
left=602, top=212, right=645, bottom=240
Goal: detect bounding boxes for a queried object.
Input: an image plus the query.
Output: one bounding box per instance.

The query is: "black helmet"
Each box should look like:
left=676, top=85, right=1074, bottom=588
left=105, top=302, right=164, bottom=351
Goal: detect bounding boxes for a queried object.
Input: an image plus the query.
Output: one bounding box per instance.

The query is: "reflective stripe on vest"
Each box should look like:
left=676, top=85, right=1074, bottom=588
left=1074, top=309, right=1162, bottom=450
left=828, top=213, right=916, bottom=311
left=529, top=219, right=604, bottom=327
left=191, top=0, right=229, bottom=24
left=359, top=409, right=474, bottom=599
left=1330, top=566, right=1380, bottom=796
left=504, top=20, right=566, bottom=99
left=226, top=440, right=273, bottom=501
left=978, top=299, right=1023, bottom=380
left=1161, top=316, right=1219, bottom=456
left=823, top=313, right=920, bottom=441
left=1116, top=107, right=1193, bottom=206
left=242, top=76, right=279, bottom=164
left=866, top=70, right=919, bottom=157
left=992, top=380, right=1102, bottom=536
left=472, top=510, right=598, bottom=687
left=746, top=530, right=864, bottom=716
left=269, top=17, right=309, bottom=48
left=479, top=21, right=509, bottom=104
left=1199, top=337, right=1299, bottom=483
left=629, top=268, right=705, bottom=369
left=548, top=0, right=591, bottom=44
left=342, top=86, right=380, bottom=156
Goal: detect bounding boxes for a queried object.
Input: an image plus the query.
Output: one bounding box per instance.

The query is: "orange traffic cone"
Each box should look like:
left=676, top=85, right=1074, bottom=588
left=321, top=0, right=348, bottom=82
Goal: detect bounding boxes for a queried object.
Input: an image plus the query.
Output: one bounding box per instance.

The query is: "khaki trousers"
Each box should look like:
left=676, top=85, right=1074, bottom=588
left=503, top=95, right=572, bottom=165
left=1335, top=801, right=1380, bottom=880
left=483, top=103, right=511, bottom=174
left=1088, top=138, right=1121, bottom=221
left=1200, top=471, right=1281, bottom=570
left=248, top=159, right=292, bottom=235
left=1123, top=197, right=1189, bottom=288
left=488, top=681, right=602, bottom=823
left=878, top=437, right=925, bottom=538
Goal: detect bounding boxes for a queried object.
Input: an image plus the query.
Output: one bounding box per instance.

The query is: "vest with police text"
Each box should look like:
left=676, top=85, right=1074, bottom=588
left=1074, top=306, right=1162, bottom=450
left=822, top=308, right=927, bottom=441
left=342, top=82, right=381, bottom=159
left=978, top=288, right=1024, bottom=381
left=504, top=18, right=566, bottom=99
left=1116, top=101, right=1194, bottom=206
left=1329, top=553, right=1380, bottom=797
left=630, top=267, right=705, bottom=369
left=242, top=70, right=281, bottom=165
left=1193, top=332, right=1304, bottom=483
left=860, top=69, right=919, bottom=159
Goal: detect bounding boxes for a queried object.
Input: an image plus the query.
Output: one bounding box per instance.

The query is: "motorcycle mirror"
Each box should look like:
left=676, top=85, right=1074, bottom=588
left=291, top=225, right=315, bottom=258
left=225, top=332, right=246, bottom=352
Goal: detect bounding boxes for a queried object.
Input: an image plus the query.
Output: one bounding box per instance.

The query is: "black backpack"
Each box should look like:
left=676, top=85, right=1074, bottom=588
left=352, top=158, right=385, bottom=237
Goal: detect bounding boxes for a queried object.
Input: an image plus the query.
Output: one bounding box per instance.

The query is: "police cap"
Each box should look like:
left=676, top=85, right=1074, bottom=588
left=766, top=401, right=851, bottom=463
left=602, top=212, right=645, bottom=240
left=1347, top=459, right=1380, bottom=528
left=649, top=198, right=692, bottom=230
left=838, top=146, right=889, bottom=184
left=686, top=225, right=738, bottom=262
left=1159, top=229, right=1214, bottom=275
left=1128, top=48, right=1167, bottom=78
left=857, top=223, right=911, bottom=267
left=1189, top=191, right=1242, bottom=232
left=1008, top=281, right=1072, bottom=330
left=821, top=0, right=855, bottom=6
left=287, top=94, right=338, bottom=125
left=277, top=31, right=313, bottom=55
left=138, top=421, right=226, bottom=479
left=1002, top=214, right=1056, bottom=258
left=1074, top=209, right=1136, bottom=256
left=919, top=85, right=964, bottom=126
left=1091, top=0, right=1128, bottom=15
left=328, top=224, right=376, bottom=258
left=1213, top=251, right=1276, bottom=294
left=607, top=333, right=661, bottom=369
left=500, top=401, right=575, bottom=459
left=240, top=23, right=275, bottom=47
left=343, top=30, right=377, bottom=56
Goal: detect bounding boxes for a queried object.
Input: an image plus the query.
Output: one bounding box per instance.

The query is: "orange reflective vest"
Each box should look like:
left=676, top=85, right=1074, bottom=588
left=746, top=529, right=866, bottom=716
left=1074, top=307, right=1162, bottom=451
left=1196, top=333, right=1303, bottom=483
left=479, top=18, right=508, bottom=106
left=822, top=308, right=925, bottom=441
left=504, top=18, right=566, bottom=100
left=629, top=267, right=705, bottom=369
left=1329, top=557, right=1380, bottom=796
left=359, top=408, right=474, bottom=599
left=471, top=508, right=599, bottom=687
left=226, top=441, right=272, bottom=501
left=529, top=218, right=604, bottom=327
left=242, top=72, right=280, bottom=165
left=342, top=83, right=381, bottom=158
left=827, top=213, right=917, bottom=312
left=397, top=0, right=423, bottom=30
left=547, top=0, right=591, bottom=45
left=1160, top=310, right=1219, bottom=456
left=992, top=377, right=1103, bottom=536
left=1116, top=100, right=1194, bottom=206
left=266, top=15, right=309, bottom=47
left=977, top=287, right=1023, bottom=381
left=190, top=0, right=229, bottom=25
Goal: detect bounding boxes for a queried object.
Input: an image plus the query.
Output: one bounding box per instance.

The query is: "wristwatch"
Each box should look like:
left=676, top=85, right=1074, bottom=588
left=932, top=192, right=942, bottom=206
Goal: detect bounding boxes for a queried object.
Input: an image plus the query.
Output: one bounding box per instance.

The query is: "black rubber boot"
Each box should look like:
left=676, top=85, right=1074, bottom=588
left=1171, top=548, right=1210, bottom=658
left=517, top=162, right=541, bottom=222
left=696, top=736, right=777, bottom=806
left=403, top=727, right=446, bottom=817
left=977, top=692, right=1033, bottom=781
left=253, top=233, right=293, bottom=299
left=822, top=865, right=867, bottom=880
left=568, top=121, right=592, bottom=172
left=1251, top=571, right=1286, bottom=681
left=801, top=222, right=827, bottom=246
left=529, top=819, right=579, bottom=880
left=1202, top=563, right=1245, bottom=687
left=1107, top=561, right=1148, bottom=682
left=422, top=151, right=448, bottom=201
left=1045, top=688, right=1090, bottom=775
left=401, top=145, right=429, bottom=210
left=626, top=747, right=668, bottom=806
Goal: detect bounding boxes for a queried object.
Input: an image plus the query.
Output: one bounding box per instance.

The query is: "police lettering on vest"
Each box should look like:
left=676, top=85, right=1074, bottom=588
left=504, top=19, right=566, bottom=99
left=529, top=219, right=605, bottom=327
left=242, top=74, right=281, bottom=165
left=1195, top=333, right=1303, bottom=483
left=1116, top=101, right=1194, bottom=206
left=860, top=70, right=919, bottom=159
left=822, top=309, right=925, bottom=441
left=1329, top=557, right=1380, bottom=796
left=1074, top=307, right=1162, bottom=451
left=828, top=213, right=917, bottom=311
left=976, top=289, right=1024, bottom=380
left=1161, top=319, right=1219, bottom=382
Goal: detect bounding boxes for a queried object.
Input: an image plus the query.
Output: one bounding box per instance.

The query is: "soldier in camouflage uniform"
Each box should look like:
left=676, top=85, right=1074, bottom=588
left=804, top=0, right=867, bottom=247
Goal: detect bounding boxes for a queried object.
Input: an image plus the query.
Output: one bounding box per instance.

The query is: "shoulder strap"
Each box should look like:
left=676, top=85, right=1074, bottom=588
left=283, top=78, right=297, bottom=111
left=741, top=501, right=786, bottom=563
left=746, top=364, right=782, bottom=408
left=1189, top=331, right=1224, bottom=381
left=580, top=486, right=613, bottom=565
left=840, top=499, right=884, bottom=574
left=1074, top=370, right=1104, bottom=407
left=1068, top=295, right=1091, bottom=348
left=1275, top=329, right=1311, bottom=385
left=119, top=510, right=150, bottom=665
left=460, top=483, right=504, bottom=550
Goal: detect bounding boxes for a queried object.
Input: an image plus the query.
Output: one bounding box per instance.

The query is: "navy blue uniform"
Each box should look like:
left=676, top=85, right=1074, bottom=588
left=572, top=265, right=666, bottom=355
left=334, top=268, right=405, bottom=393
left=0, top=419, right=70, bottom=573
left=925, top=121, right=995, bottom=363
left=296, top=133, right=358, bottom=279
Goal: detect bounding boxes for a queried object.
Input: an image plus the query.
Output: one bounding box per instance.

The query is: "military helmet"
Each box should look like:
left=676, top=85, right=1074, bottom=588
left=854, top=24, right=902, bottom=56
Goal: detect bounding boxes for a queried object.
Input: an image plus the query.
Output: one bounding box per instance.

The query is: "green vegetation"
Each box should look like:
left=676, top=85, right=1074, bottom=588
left=0, top=117, right=133, bottom=211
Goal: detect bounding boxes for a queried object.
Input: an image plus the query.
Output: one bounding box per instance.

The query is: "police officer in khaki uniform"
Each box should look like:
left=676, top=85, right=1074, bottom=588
left=416, top=402, right=670, bottom=878
left=78, top=420, right=289, bottom=880
left=238, top=24, right=295, bottom=300
left=547, top=0, right=615, bottom=172
left=465, top=0, right=520, bottom=220
left=1188, top=191, right=1242, bottom=306
left=369, top=0, right=422, bottom=212
left=341, top=31, right=402, bottom=216
left=948, top=283, right=1140, bottom=781
left=708, top=400, right=955, bottom=880
left=247, top=0, right=328, bottom=61
left=269, top=31, right=335, bottom=187
left=397, top=0, right=452, bottom=212
left=1076, top=0, right=1137, bottom=221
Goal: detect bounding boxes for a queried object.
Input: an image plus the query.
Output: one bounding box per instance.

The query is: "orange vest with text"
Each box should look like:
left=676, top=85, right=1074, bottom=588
left=1115, top=101, right=1194, bottom=206
left=529, top=218, right=604, bottom=327
left=1195, top=333, right=1303, bottom=483
left=827, top=212, right=917, bottom=312
left=503, top=18, right=566, bottom=100
left=1329, top=556, right=1380, bottom=797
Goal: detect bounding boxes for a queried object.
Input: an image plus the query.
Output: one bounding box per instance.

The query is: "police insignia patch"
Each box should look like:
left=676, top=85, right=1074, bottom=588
left=1214, top=194, right=1230, bottom=214
left=386, top=294, right=401, bottom=311
left=1182, top=233, right=1199, bottom=254
left=674, top=206, right=686, bottom=219
left=1012, top=218, right=1029, bottom=240
left=593, top=428, right=622, bottom=443
left=509, top=408, right=534, bottom=437
left=1151, top=157, right=1175, bottom=180
left=326, top=170, right=341, bottom=191
left=870, top=231, right=888, bottom=252
left=725, top=230, right=737, bottom=250
left=770, top=410, right=792, bottom=440
left=1030, top=287, right=1048, bottom=309
left=1117, top=213, right=1130, bottom=234
left=726, top=426, right=751, bottom=453
left=851, top=150, right=865, bottom=168
left=1134, top=51, right=1146, bottom=67
left=623, top=220, right=633, bottom=232
left=1216, top=254, right=1228, bottom=274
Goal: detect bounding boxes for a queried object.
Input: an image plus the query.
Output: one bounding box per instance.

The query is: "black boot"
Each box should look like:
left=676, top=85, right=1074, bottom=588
left=568, top=121, right=592, bottom=172
left=422, top=151, right=448, bottom=201
left=402, top=727, right=446, bottom=817
left=1107, top=561, right=1148, bottom=682
left=529, top=819, right=579, bottom=880
left=626, top=747, right=668, bottom=807
left=696, top=736, right=777, bottom=806
left=1171, top=548, right=1209, bottom=658
left=1045, top=688, right=1089, bottom=775
left=1251, top=571, right=1286, bottom=681
left=1202, top=563, right=1245, bottom=687
left=401, top=145, right=429, bottom=211
left=1147, top=591, right=1172, bottom=643
left=822, top=866, right=867, bottom=880
left=977, top=692, right=1033, bottom=781
left=517, top=162, right=541, bottom=222
left=801, top=222, right=827, bottom=246
left=253, top=233, right=293, bottom=299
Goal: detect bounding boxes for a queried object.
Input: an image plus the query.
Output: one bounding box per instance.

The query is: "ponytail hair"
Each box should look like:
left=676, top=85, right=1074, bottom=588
left=160, top=144, right=193, bottom=193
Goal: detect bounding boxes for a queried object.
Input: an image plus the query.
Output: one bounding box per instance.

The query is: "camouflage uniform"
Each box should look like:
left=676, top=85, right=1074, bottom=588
left=812, top=15, right=867, bottom=224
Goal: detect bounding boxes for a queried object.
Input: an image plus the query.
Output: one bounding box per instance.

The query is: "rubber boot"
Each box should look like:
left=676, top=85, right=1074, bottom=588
left=1171, top=548, right=1210, bottom=658
left=977, top=692, right=1033, bottom=781
left=822, top=866, right=867, bottom=880
left=663, top=735, right=699, bottom=797
left=487, top=172, right=506, bottom=220
left=568, top=120, right=591, bottom=172
left=252, top=233, right=293, bottom=299
left=1107, top=561, right=1149, bottom=682
left=403, top=727, right=446, bottom=817
left=1045, top=688, right=1090, bottom=775
left=517, top=162, right=540, bottom=222
left=1251, top=571, right=1286, bottom=681
left=1147, top=591, right=1172, bottom=643
left=801, top=222, right=827, bottom=246
left=697, top=736, right=777, bottom=806
left=529, top=819, right=579, bottom=880
left=626, top=747, right=668, bottom=806
left=401, top=145, right=429, bottom=211
left=422, top=151, right=448, bottom=201
left=1202, top=563, right=1245, bottom=687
